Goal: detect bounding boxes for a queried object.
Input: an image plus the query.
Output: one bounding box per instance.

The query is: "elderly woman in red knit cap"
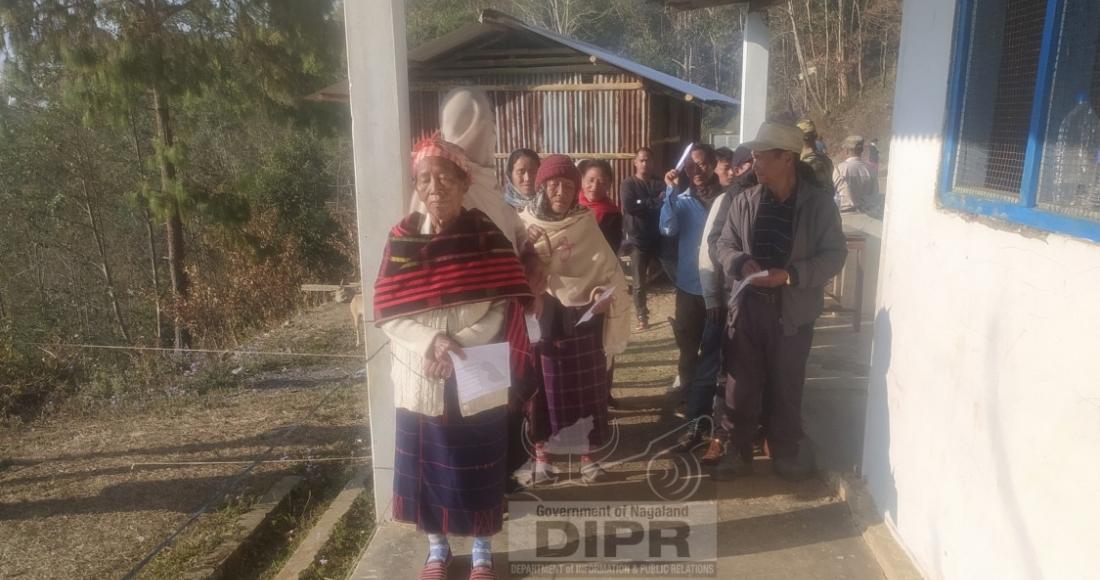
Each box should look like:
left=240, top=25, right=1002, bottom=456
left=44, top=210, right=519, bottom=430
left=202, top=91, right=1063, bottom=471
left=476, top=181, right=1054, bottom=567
left=519, top=154, right=631, bottom=484
left=374, top=135, right=533, bottom=580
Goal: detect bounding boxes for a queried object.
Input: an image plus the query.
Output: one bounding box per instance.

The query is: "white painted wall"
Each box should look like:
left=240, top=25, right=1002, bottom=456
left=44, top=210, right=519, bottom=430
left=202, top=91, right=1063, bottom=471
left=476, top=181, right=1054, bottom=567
left=344, top=0, right=412, bottom=520
left=861, top=1, right=1100, bottom=579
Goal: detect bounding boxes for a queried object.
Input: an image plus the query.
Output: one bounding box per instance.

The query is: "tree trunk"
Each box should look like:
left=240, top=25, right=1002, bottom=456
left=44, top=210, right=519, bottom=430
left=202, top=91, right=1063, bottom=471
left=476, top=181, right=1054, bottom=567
left=837, top=0, right=848, bottom=101
left=804, top=0, right=823, bottom=102
left=77, top=168, right=131, bottom=343
left=127, top=108, right=164, bottom=346
left=787, top=0, right=824, bottom=111
left=856, top=0, right=864, bottom=96
left=152, top=86, right=190, bottom=350
left=882, top=31, right=888, bottom=89
left=142, top=205, right=164, bottom=346
left=823, top=0, right=830, bottom=110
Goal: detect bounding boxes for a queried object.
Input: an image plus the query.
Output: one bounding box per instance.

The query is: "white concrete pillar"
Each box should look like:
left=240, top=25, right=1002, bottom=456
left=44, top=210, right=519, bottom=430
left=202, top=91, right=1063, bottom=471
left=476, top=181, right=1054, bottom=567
left=344, top=0, right=412, bottom=520
left=740, top=9, right=771, bottom=140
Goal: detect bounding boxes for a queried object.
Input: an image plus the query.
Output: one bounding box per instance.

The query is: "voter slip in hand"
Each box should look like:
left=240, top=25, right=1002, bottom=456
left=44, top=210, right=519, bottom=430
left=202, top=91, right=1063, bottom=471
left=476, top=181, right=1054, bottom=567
left=448, top=342, right=511, bottom=407
left=728, top=271, right=770, bottom=308
left=577, top=286, right=616, bottom=327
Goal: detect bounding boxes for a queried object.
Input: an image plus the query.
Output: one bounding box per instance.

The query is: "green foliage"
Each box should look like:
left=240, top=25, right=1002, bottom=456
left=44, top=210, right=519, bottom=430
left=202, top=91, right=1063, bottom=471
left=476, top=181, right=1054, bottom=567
left=0, top=326, right=77, bottom=424
left=0, top=1, right=355, bottom=421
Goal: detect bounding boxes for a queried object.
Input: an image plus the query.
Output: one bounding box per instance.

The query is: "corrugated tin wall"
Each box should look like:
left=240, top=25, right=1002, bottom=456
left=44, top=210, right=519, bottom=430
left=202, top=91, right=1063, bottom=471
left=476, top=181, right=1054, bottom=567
left=409, top=73, right=657, bottom=203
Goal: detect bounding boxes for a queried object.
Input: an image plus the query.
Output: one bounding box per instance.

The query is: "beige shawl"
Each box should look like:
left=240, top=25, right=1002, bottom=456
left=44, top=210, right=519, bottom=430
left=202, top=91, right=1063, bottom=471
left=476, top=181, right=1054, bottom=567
left=520, top=209, right=631, bottom=360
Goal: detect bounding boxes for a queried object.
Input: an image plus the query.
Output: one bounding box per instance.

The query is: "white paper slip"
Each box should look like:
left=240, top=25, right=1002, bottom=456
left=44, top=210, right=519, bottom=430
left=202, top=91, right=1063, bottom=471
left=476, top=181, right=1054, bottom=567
left=449, top=342, right=511, bottom=407
left=525, top=312, right=542, bottom=344
left=728, top=271, right=770, bottom=307
left=675, top=142, right=695, bottom=171
left=577, top=286, right=616, bottom=327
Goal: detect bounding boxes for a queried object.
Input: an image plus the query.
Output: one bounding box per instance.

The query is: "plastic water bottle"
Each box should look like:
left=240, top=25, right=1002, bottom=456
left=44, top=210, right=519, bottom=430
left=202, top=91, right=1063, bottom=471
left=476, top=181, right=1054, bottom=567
left=1052, top=94, right=1100, bottom=209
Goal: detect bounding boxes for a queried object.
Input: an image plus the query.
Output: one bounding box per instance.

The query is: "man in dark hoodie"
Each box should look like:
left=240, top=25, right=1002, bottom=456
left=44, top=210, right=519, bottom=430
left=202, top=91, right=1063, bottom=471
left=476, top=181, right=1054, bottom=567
left=620, top=147, right=666, bottom=330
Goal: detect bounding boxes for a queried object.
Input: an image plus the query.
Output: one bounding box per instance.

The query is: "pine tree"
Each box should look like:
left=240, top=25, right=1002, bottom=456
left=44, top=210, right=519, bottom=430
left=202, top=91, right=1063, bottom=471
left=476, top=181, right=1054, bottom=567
left=0, top=0, right=342, bottom=349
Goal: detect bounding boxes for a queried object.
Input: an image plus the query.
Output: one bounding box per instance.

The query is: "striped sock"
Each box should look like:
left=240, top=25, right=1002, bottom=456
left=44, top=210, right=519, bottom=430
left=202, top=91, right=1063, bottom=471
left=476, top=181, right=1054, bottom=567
left=426, top=534, right=449, bottom=563
left=472, top=536, right=493, bottom=568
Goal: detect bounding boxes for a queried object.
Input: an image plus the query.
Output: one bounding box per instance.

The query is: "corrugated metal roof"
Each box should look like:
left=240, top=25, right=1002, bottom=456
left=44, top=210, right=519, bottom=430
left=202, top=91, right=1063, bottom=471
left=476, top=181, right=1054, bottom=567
left=311, top=10, right=740, bottom=108
left=408, top=9, right=739, bottom=108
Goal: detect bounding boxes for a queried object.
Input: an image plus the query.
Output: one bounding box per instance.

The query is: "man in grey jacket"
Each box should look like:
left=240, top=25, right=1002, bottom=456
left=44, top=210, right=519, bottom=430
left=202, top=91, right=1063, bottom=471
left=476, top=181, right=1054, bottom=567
left=713, top=122, right=848, bottom=482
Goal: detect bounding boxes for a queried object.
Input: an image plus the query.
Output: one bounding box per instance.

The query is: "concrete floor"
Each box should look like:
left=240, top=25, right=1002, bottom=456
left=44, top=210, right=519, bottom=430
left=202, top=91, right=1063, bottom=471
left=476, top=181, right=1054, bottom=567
left=350, top=293, right=883, bottom=579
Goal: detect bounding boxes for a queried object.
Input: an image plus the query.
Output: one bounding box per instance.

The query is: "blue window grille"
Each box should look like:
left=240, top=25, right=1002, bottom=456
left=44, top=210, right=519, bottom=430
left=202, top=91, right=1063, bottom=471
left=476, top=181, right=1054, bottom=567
left=941, top=0, right=1100, bottom=243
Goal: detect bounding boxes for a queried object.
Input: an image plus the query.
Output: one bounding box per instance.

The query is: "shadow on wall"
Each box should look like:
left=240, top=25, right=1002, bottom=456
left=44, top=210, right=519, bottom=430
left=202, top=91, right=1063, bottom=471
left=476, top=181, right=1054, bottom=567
left=983, top=314, right=1041, bottom=578
left=861, top=308, right=898, bottom=523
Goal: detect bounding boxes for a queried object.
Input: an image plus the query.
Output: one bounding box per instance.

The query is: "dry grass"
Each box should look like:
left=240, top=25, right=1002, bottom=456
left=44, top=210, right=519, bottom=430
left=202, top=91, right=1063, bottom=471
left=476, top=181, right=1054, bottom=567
left=0, top=302, right=370, bottom=580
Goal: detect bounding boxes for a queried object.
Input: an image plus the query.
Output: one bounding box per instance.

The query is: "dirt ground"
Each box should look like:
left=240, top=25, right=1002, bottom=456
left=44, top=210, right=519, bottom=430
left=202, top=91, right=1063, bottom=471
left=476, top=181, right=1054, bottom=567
left=0, top=301, right=371, bottom=579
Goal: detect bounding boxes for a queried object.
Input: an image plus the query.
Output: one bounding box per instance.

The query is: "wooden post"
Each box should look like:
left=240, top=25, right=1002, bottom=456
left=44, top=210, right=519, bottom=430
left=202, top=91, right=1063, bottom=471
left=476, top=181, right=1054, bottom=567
left=343, top=0, right=412, bottom=522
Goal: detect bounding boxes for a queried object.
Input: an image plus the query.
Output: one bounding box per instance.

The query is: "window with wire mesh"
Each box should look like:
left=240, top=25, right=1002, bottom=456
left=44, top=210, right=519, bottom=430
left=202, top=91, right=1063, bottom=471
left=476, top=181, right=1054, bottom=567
left=951, top=0, right=1047, bottom=200
left=1036, top=0, right=1100, bottom=220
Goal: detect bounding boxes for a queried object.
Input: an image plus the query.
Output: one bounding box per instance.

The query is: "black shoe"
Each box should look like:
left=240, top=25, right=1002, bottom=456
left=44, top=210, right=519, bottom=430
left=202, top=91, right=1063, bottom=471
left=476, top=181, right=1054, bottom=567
left=772, top=445, right=815, bottom=482
left=671, top=425, right=703, bottom=453
left=711, top=450, right=753, bottom=481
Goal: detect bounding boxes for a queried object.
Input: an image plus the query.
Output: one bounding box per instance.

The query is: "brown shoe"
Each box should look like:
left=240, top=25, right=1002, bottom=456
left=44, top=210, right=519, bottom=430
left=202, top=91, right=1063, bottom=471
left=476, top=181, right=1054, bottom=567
left=635, top=317, right=649, bottom=331
left=701, top=438, right=725, bottom=465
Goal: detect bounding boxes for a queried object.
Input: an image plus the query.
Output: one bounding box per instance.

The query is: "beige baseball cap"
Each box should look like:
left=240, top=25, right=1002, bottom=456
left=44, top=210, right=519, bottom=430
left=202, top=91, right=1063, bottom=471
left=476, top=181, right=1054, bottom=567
left=741, top=122, right=804, bottom=155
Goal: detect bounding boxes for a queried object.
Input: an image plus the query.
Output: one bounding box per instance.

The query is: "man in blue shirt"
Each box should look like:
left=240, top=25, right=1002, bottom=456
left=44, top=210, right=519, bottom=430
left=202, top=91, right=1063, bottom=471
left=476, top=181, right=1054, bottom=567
left=660, top=144, right=724, bottom=451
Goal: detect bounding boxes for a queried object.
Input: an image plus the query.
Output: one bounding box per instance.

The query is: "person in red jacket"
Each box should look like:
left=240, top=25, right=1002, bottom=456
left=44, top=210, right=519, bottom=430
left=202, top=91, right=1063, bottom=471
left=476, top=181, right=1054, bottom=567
left=577, top=159, right=623, bottom=255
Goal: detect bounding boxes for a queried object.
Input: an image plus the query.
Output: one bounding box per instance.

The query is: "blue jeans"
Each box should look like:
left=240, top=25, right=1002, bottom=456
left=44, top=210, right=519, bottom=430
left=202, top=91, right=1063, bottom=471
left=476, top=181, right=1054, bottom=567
left=685, top=314, right=724, bottom=427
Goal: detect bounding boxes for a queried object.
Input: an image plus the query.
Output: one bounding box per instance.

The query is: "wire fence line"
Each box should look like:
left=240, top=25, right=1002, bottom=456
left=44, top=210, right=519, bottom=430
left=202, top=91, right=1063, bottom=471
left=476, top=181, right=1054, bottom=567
left=14, top=340, right=374, bottom=360
left=118, top=339, right=388, bottom=580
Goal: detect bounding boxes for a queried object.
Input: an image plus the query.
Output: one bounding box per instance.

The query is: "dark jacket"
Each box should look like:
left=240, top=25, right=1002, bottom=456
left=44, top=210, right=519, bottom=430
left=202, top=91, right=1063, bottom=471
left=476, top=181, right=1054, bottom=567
left=595, top=211, right=624, bottom=255
left=619, top=176, right=665, bottom=252
left=716, top=178, right=848, bottom=337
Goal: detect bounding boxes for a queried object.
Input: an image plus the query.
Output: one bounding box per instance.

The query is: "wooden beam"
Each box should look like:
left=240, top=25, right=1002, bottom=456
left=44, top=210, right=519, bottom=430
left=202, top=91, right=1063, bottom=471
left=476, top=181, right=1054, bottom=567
left=300, top=283, right=361, bottom=293
left=460, top=47, right=578, bottom=58
left=410, top=82, right=644, bottom=92
left=492, top=152, right=637, bottom=160
left=418, top=64, right=623, bottom=78
left=439, top=56, right=594, bottom=68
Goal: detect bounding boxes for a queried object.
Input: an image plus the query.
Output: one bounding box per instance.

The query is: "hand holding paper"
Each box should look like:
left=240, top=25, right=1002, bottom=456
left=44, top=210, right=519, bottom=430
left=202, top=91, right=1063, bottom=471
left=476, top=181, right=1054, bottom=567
left=577, top=286, right=616, bottom=326
left=448, top=342, right=511, bottom=407
left=675, top=142, right=695, bottom=171
left=728, top=271, right=770, bottom=307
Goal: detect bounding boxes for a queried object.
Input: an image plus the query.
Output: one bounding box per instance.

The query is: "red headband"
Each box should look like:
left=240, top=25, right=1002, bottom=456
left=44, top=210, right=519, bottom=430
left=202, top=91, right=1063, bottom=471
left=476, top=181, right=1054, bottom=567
left=411, top=133, right=471, bottom=182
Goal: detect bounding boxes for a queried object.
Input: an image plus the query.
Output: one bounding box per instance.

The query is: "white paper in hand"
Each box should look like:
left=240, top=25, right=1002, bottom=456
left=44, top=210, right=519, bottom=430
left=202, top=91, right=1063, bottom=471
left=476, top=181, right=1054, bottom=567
left=525, top=313, right=542, bottom=344
left=728, top=271, right=770, bottom=307
left=577, top=286, right=616, bottom=327
left=448, top=342, right=511, bottom=407
left=675, top=142, right=695, bottom=171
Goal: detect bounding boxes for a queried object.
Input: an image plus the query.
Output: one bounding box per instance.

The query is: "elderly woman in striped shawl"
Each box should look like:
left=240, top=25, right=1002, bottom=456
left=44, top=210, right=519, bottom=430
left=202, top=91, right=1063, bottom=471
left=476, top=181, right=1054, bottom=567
left=520, top=154, right=632, bottom=485
left=374, top=136, right=532, bottom=580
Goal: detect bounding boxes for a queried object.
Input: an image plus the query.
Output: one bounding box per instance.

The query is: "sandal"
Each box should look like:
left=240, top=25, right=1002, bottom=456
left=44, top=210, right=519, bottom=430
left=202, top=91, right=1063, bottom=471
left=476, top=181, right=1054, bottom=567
left=469, top=562, right=497, bottom=580
left=580, top=461, right=608, bottom=484
left=418, top=551, right=452, bottom=580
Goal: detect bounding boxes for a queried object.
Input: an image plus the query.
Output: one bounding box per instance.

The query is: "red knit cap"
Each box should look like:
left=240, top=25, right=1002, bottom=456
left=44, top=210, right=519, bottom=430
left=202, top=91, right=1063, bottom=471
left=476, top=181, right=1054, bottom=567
left=534, top=154, right=581, bottom=190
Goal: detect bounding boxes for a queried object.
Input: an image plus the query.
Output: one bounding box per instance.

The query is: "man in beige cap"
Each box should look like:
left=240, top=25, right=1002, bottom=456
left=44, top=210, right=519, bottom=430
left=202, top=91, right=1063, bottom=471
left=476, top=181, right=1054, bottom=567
left=713, top=122, right=848, bottom=482
left=833, top=135, right=879, bottom=215
left=796, top=119, right=835, bottom=193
